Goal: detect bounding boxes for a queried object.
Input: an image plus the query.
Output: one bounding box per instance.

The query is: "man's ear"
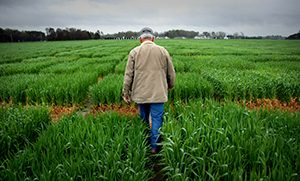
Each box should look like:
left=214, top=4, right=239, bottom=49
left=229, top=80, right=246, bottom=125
left=139, top=37, right=143, bottom=43
left=151, top=37, right=154, bottom=42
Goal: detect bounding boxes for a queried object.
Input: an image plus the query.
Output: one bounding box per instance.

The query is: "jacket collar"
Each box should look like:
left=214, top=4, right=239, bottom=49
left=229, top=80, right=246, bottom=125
left=141, top=40, right=154, bottom=45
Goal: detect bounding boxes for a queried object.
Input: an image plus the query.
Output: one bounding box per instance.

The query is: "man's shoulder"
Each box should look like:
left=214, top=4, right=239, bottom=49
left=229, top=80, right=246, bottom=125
left=129, top=45, right=141, bottom=55
left=154, top=44, right=169, bottom=55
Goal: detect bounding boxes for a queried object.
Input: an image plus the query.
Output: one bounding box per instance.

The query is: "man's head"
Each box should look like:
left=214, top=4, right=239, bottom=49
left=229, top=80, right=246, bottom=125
left=139, top=27, right=154, bottom=43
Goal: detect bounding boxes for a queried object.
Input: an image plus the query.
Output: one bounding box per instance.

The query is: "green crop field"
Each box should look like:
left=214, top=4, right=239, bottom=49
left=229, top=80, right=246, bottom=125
left=0, top=39, right=300, bottom=180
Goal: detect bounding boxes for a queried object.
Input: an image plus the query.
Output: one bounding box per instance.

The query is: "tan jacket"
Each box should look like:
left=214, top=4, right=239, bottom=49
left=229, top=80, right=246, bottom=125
left=122, top=40, right=176, bottom=104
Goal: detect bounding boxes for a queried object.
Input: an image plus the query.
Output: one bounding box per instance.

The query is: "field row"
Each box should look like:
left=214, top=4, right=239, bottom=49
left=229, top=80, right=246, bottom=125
left=162, top=100, right=300, bottom=180
left=2, top=71, right=297, bottom=106
left=1, top=40, right=300, bottom=180
left=1, top=67, right=300, bottom=105
left=0, top=55, right=127, bottom=76
left=1, top=101, right=299, bottom=180
left=0, top=107, right=150, bottom=180
left=0, top=40, right=138, bottom=64
left=1, top=40, right=300, bottom=105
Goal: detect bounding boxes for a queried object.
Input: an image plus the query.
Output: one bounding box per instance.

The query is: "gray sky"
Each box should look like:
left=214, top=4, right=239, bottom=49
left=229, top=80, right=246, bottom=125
left=0, top=0, right=299, bottom=36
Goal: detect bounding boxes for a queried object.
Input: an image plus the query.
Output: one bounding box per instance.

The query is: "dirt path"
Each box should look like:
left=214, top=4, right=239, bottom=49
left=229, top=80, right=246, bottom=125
left=150, top=154, right=166, bottom=181
left=90, top=104, right=138, bottom=116
left=75, top=75, right=102, bottom=117
left=77, top=95, right=94, bottom=117
left=239, top=98, right=300, bottom=112
left=49, top=105, right=79, bottom=122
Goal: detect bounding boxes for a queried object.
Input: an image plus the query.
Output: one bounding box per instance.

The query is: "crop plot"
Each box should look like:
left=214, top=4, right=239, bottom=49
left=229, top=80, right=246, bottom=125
left=0, top=39, right=299, bottom=180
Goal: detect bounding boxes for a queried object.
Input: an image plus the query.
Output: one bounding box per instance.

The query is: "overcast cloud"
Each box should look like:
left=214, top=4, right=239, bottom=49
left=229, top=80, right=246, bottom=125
left=0, top=0, right=299, bottom=36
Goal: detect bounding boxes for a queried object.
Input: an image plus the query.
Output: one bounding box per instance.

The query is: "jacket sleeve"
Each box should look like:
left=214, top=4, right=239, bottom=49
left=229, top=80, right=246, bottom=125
left=122, top=50, right=135, bottom=96
left=165, top=50, right=176, bottom=89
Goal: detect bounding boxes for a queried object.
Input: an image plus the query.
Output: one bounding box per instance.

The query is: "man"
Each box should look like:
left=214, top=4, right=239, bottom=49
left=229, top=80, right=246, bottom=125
left=122, top=27, right=176, bottom=154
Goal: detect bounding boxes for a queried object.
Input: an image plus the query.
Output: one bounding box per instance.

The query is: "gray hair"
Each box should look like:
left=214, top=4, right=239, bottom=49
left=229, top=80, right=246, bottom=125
left=139, top=32, right=154, bottom=39
left=139, top=27, right=154, bottom=39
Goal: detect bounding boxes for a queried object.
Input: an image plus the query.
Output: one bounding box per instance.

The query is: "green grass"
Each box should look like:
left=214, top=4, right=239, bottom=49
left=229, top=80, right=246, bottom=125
left=0, top=107, right=50, bottom=161
left=0, top=57, right=68, bottom=76
left=0, top=113, right=151, bottom=181
left=169, top=73, right=214, bottom=101
left=0, top=72, right=98, bottom=105
left=1, top=39, right=300, bottom=104
left=0, top=39, right=299, bottom=180
left=90, top=74, right=123, bottom=105
left=162, top=100, right=300, bottom=180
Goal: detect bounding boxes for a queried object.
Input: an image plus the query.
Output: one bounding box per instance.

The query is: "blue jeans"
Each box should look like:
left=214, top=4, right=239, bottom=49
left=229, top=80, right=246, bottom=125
left=138, top=103, right=164, bottom=150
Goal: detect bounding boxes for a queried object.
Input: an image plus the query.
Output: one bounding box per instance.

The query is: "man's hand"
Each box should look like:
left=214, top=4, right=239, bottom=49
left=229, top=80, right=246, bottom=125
left=122, top=95, right=131, bottom=104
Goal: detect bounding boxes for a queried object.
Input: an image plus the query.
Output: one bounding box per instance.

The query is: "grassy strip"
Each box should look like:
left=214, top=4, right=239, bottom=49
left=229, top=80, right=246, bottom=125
left=25, top=72, right=98, bottom=105
left=0, top=57, right=65, bottom=76
left=115, top=61, right=127, bottom=74
left=0, top=107, right=50, bottom=160
left=0, top=72, right=99, bottom=105
left=1, top=40, right=300, bottom=104
left=90, top=74, right=123, bottom=104
left=201, top=69, right=300, bottom=102
left=161, top=100, right=300, bottom=180
left=0, top=74, right=37, bottom=103
left=1, top=113, right=151, bottom=180
left=169, top=73, right=214, bottom=101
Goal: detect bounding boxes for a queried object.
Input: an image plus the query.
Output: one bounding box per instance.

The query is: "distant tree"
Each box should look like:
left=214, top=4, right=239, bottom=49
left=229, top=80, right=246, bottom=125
left=94, top=30, right=100, bottom=39
left=68, top=28, right=77, bottom=40
left=45, top=27, right=93, bottom=41
left=163, top=29, right=199, bottom=38
left=287, top=31, right=300, bottom=40
left=265, top=35, right=284, bottom=40
left=25, top=31, right=45, bottom=41
left=0, top=28, right=11, bottom=42
left=202, top=31, right=210, bottom=38
left=0, top=28, right=45, bottom=42
left=211, top=31, right=216, bottom=39
left=81, top=30, right=91, bottom=40
left=233, top=32, right=239, bottom=39
left=226, top=35, right=234, bottom=39
left=55, top=28, right=63, bottom=40
left=89, top=32, right=95, bottom=39
left=216, top=31, right=226, bottom=39
left=46, top=27, right=56, bottom=41
left=240, top=32, right=245, bottom=39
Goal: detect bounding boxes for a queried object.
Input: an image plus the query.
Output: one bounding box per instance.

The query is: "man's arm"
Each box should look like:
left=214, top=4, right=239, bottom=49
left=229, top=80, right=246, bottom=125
left=165, top=50, right=176, bottom=89
left=122, top=50, right=135, bottom=100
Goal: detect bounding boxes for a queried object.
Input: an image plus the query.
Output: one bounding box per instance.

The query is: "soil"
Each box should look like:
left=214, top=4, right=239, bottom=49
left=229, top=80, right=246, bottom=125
left=239, top=98, right=300, bottom=112
left=0, top=100, right=13, bottom=107
left=149, top=154, right=166, bottom=181
left=90, top=104, right=138, bottom=116
left=97, top=76, right=103, bottom=82
left=50, top=105, right=79, bottom=122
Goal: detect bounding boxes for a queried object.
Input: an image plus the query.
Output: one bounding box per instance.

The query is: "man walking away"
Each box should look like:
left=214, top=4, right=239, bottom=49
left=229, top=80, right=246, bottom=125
left=122, top=27, right=176, bottom=154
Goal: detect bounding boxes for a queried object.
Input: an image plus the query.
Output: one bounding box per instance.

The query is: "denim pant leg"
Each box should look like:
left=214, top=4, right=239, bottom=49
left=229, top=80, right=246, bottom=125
left=150, top=103, right=164, bottom=150
left=138, top=104, right=150, bottom=125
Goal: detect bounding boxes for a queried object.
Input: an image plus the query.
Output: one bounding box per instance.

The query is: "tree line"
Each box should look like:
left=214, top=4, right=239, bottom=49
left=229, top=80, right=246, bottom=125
left=0, top=27, right=298, bottom=42
left=0, top=27, right=97, bottom=42
left=0, top=27, right=201, bottom=42
left=286, top=30, right=300, bottom=40
left=0, top=28, right=45, bottom=42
